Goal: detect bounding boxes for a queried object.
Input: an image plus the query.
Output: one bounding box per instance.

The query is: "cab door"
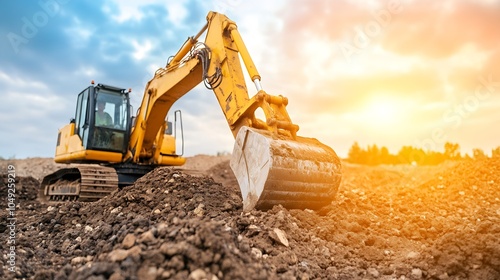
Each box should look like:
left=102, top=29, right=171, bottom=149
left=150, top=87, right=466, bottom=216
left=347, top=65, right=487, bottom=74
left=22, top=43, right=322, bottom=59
left=74, top=87, right=90, bottom=148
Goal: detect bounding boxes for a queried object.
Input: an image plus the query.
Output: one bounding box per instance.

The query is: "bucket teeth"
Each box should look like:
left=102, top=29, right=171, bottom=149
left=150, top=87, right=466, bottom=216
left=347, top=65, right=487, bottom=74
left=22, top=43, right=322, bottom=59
left=231, top=126, right=342, bottom=211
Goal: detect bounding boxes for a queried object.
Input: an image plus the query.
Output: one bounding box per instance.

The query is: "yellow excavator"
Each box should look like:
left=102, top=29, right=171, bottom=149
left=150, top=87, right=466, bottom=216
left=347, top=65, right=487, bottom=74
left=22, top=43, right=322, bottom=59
left=40, top=11, right=342, bottom=211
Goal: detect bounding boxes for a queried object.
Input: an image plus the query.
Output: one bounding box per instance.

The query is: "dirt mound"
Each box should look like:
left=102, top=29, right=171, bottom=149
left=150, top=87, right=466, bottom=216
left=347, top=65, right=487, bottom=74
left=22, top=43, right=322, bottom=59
left=0, top=175, right=40, bottom=205
left=2, top=156, right=499, bottom=279
left=305, top=159, right=500, bottom=279
left=0, top=158, right=61, bottom=181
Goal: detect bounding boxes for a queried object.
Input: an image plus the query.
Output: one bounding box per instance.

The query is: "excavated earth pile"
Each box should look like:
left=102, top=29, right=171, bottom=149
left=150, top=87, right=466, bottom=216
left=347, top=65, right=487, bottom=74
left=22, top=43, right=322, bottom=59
left=0, top=156, right=499, bottom=280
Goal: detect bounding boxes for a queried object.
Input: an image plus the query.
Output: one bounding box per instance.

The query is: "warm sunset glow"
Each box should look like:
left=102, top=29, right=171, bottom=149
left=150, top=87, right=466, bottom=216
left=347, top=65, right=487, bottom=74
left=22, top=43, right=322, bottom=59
left=362, top=97, right=404, bottom=126
left=270, top=0, right=500, bottom=157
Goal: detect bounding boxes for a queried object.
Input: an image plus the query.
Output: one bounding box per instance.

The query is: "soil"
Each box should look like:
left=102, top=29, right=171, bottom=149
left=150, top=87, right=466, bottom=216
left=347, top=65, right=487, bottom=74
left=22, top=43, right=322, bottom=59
left=0, top=156, right=499, bottom=280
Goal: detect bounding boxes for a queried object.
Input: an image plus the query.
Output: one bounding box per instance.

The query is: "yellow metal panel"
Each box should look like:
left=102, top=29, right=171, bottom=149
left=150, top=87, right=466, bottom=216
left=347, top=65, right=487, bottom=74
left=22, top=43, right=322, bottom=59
left=160, top=135, right=176, bottom=155
left=55, top=150, right=122, bottom=163
left=55, top=123, right=83, bottom=160
left=157, top=154, right=186, bottom=166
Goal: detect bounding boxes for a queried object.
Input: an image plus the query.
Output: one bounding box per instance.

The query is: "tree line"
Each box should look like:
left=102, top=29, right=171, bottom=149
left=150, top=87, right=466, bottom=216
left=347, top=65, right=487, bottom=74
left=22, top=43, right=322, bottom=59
left=346, top=142, right=500, bottom=166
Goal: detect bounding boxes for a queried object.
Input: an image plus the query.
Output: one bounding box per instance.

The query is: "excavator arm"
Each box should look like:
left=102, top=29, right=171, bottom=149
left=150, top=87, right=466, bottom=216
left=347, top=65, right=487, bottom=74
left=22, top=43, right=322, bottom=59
left=128, top=12, right=298, bottom=160
left=128, top=11, right=342, bottom=211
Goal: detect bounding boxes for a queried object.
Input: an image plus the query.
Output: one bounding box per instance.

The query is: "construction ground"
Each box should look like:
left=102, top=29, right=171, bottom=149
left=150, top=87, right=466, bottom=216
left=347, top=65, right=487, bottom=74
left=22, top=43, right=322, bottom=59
left=1, top=155, right=499, bottom=279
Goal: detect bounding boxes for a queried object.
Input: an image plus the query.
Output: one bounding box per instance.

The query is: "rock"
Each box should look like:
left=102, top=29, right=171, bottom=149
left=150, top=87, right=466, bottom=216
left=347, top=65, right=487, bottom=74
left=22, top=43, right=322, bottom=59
left=269, top=228, right=289, bottom=247
left=84, top=225, right=93, bottom=233
left=438, top=273, right=449, bottom=279
left=406, top=251, right=420, bottom=259
left=110, top=207, right=122, bottom=214
left=251, top=247, right=263, bottom=259
left=193, top=203, right=205, bottom=217
left=71, top=256, right=87, bottom=265
left=122, top=233, right=136, bottom=249
left=127, top=246, right=142, bottom=259
left=278, top=251, right=298, bottom=265
left=108, top=249, right=129, bottom=262
left=367, top=267, right=380, bottom=278
left=222, top=202, right=233, bottom=211
left=109, top=272, right=125, bottom=280
left=47, top=206, right=56, bottom=212
left=411, top=268, right=423, bottom=279
left=138, top=230, right=156, bottom=244
left=100, top=224, right=113, bottom=237
left=189, top=268, right=207, bottom=280
left=320, top=246, right=330, bottom=257
left=157, top=223, right=169, bottom=237
left=62, top=239, right=72, bottom=251
left=137, top=265, right=157, bottom=280
left=160, top=242, right=187, bottom=256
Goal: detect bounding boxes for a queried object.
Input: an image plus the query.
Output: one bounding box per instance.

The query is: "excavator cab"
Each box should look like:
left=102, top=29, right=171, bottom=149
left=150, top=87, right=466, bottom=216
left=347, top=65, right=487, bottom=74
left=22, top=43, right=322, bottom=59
left=52, top=83, right=132, bottom=163
left=74, top=83, right=131, bottom=154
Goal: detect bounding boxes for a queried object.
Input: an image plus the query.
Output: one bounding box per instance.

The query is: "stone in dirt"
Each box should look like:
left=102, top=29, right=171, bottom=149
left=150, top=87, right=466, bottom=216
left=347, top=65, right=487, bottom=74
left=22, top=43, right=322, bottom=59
left=269, top=228, right=290, bottom=247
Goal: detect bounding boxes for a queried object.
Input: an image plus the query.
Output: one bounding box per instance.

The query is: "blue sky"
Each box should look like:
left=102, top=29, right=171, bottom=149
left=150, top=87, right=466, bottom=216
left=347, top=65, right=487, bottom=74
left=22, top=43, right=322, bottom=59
left=0, top=0, right=252, bottom=158
left=1, top=0, right=499, bottom=160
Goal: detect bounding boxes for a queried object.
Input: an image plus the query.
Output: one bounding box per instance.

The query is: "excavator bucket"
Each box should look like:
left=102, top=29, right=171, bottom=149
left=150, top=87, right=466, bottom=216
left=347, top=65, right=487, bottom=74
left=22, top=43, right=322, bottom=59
left=230, top=126, right=342, bottom=211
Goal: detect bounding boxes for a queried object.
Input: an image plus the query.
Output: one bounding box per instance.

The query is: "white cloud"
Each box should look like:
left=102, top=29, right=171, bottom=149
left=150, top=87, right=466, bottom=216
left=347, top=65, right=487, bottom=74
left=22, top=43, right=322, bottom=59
left=74, top=66, right=100, bottom=78
left=447, top=43, right=492, bottom=70
left=105, top=0, right=189, bottom=24
left=0, top=71, right=48, bottom=90
left=181, top=110, right=234, bottom=156
left=104, top=0, right=158, bottom=22
left=132, top=39, right=153, bottom=61
left=166, top=1, right=189, bottom=26
left=0, top=71, right=73, bottom=158
left=64, top=16, right=94, bottom=47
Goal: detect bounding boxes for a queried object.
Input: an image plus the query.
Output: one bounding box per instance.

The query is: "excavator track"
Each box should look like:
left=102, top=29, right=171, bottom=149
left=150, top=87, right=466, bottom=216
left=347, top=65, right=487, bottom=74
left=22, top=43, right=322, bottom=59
left=40, top=165, right=118, bottom=202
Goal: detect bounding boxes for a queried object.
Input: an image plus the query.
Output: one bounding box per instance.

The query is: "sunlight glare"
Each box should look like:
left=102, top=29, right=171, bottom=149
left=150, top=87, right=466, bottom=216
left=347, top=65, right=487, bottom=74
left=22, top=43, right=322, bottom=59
left=362, top=97, right=406, bottom=127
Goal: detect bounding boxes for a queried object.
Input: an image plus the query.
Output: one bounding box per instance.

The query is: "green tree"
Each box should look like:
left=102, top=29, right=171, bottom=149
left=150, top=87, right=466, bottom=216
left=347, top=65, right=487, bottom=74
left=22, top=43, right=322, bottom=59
left=492, top=147, right=500, bottom=158
left=473, top=149, right=487, bottom=160
left=367, top=144, right=380, bottom=165
left=347, top=142, right=363, bottom=163
left=444, top=142, right=460, bottom=160
left=380, top=146, right=391, bottom=164
left=397, top=146, right=426, bottom=165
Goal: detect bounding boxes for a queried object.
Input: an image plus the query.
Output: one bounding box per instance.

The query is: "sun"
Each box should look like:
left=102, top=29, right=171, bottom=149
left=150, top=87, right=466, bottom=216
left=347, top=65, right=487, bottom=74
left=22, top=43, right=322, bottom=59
left=362, top=97, right=404, bottom=126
